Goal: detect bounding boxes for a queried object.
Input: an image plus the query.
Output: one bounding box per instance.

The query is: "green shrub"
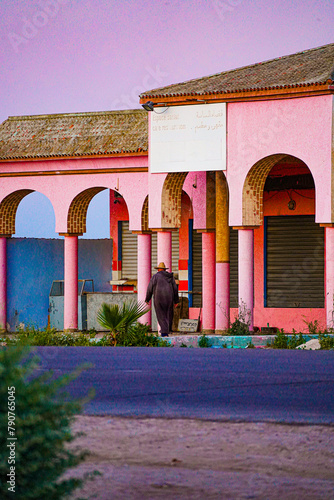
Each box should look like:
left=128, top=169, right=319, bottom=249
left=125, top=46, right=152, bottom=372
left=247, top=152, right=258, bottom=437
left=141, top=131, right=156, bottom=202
left=228, top=302, right=251, bottom=336
left=116, top=322, right=161, bottom=347
left=271, top=330, right=306, bottom=349
left=303, top=318, right=321, bottom=335
left=8, top=326, right=92, bottom=347
left=272, top=329, right=289, bottom=349
left=288, top=332, right=306, bottom=349
left=0, top=344, right=95, bottom=499
left=96, top=300, right=150, bottom=346
left=3, top=323, right=167, bottom=348
left=318, top=333, right=334, bottom=349
left=198, top=334, right=210, bottom=348
left=303, top=318, right=334, bottom=349
left=229, top=317, right=250, bottom=336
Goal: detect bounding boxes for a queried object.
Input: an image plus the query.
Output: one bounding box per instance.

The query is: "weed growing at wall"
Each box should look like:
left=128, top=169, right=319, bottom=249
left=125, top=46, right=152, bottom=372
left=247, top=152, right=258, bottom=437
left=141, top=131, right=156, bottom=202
left=246, top=341, right=255, bottom=348
left=271, top=330, right=287, bottom=348
left=303, top=319, right=322, bottom=335
left=227, top=302, right=251, bottom=336
left=229, top=317, right=250, bottom=336
left=271, top=330, right=307, bottom=349
left=318, top=333, right=334, bottom=349
left=198, top=334, right=210, bottom=347
left=288, top=332, right=306, bottom=349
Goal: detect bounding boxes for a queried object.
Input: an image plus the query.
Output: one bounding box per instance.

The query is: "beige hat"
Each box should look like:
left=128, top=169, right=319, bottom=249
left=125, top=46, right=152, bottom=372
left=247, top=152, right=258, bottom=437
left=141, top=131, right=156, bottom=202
left=155, top=262, right=168, bottom=270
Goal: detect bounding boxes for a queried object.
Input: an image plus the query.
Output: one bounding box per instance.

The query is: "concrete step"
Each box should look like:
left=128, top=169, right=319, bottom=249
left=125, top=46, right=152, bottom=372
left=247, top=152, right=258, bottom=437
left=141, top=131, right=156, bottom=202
left=165, top=334, right=322, bottom=348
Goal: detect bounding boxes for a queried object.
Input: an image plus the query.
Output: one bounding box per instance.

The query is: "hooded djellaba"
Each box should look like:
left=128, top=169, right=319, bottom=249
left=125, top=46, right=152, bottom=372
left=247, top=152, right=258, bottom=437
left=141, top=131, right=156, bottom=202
left=145, top=262, right=179, bottom=337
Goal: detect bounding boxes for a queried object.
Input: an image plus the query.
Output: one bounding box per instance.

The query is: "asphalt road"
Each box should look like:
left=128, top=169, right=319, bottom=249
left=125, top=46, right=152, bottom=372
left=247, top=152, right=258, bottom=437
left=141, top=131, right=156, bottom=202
left=35, top=346, right=334, bottom=424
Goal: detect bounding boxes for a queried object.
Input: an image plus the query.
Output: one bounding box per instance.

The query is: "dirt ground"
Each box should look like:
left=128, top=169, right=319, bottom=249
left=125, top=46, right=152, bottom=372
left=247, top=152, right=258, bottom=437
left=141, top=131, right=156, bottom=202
left=64, top=416, right=334, bottom=500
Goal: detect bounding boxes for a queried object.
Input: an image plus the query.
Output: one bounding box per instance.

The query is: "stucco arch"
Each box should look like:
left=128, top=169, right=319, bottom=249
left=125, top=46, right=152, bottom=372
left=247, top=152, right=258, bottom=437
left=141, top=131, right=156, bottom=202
left=0, top=189, right=35, bottom=236
left=161, top=172, right=188, bottom=228
left=67, top=187, right=107, bottom=234
left=141, top=195, right=149, bottom=232
left=241, top=154, right=295, bottom=226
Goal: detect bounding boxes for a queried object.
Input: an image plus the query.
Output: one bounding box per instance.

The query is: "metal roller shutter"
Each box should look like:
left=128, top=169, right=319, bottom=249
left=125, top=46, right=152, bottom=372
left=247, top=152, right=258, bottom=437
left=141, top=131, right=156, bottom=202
left=121, top=221, right=137, bottom=279
left=266, top=215, right=324, bottom=308
left=192, top=227, right=238, bottom=309
left=229, top=228, right=238, bottom=308
left=192, top=229, right=202, bottom=307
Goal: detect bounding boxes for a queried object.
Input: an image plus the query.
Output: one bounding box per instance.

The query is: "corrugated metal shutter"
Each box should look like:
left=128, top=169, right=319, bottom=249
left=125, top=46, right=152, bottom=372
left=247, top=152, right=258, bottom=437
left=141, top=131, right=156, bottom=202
left=192, top=228, right=238, bottom=308
left=151, top=231, right=179, bottom=275
left=229, top=228, right=238, bottom=308
left=266, top=215, right=324, bottom=308
left=121, top=221, right=137, bottom=279
left=192, top=229, right=202, bottom=307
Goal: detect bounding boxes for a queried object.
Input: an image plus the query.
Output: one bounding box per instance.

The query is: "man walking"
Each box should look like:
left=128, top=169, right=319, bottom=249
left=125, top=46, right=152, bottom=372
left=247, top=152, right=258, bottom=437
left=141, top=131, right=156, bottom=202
left=145, top=262, right=179, bottom=337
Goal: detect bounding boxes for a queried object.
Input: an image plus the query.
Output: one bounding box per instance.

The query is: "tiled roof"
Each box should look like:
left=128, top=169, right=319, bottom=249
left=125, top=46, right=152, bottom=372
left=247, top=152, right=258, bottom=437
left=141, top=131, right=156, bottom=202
left=0, top=109, right=148, bottom=161
left=140, top=43, right=334, bottom=99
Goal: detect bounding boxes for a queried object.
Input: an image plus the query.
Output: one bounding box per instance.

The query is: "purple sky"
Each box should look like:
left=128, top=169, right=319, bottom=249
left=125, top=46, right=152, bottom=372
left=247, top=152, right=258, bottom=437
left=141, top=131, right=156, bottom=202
left=1, top=0, right=333, bottom=238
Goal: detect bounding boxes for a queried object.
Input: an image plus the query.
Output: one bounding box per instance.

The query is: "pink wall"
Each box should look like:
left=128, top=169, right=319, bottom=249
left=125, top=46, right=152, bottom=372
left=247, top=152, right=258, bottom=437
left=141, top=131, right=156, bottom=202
left=183, top=172, right=207, bottom=230
left=227, top=95, right=333, bottom=226
left=0, top=156, right=148, bottom=234
left=148, top=172, right=166, bottom=229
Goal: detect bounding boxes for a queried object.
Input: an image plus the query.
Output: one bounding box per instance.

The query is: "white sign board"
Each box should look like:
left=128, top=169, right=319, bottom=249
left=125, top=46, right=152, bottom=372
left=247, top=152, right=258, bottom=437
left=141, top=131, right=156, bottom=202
left=178, top=319, right=199, bottom=333
left=150, top=102, right=226, bottom=173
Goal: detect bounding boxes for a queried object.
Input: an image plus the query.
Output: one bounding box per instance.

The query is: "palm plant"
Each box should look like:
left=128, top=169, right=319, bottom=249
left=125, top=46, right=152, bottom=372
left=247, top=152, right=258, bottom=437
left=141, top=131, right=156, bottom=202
left=96, top=300, right=150, bottom=346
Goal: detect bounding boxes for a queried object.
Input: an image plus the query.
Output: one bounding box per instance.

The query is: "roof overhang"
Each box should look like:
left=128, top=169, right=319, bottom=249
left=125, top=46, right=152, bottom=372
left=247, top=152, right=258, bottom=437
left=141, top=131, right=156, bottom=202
left=140, top=81, right=334, bottom=107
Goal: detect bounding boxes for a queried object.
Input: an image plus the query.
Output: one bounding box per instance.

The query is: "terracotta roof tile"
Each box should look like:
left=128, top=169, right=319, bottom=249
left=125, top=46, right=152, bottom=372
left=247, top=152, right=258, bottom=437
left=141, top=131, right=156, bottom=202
left=140, top=43, right=334, bottom=99
left=0, top=109, right=147, bottom=160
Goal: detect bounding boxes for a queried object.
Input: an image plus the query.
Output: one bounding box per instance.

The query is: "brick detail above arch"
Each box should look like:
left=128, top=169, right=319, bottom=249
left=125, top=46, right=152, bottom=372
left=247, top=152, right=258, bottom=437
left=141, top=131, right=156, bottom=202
left=67, top=187, right=106, bottom=234
left=0, top=189, right=34, bottom=235
left=216, top=171, right=229, bottom=262
left=141, top=195, right=149, bottom=232
left=242, top=154, right=287, bottom=226
left=161, top=172, right=188, bottom=228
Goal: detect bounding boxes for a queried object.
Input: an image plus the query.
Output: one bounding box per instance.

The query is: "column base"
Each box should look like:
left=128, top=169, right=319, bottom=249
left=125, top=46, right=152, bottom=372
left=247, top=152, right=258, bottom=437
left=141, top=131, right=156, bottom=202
left=214, top=329, right=227, bottom=335
left=201, top=329, right=215, bottom=335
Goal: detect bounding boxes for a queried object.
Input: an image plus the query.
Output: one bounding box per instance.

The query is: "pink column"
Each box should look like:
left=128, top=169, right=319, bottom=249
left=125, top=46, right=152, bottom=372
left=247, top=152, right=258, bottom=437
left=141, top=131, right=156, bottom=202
left=325, top=227, right=334, bottom=329
left=238, top=228, right=254, bottom=331
left=157, top=231, right=172, bottom=271
left=0, top=237, right=7, bottom=330
left=137, top=233, right=152, bottom=325
left=64, top=235, right=78, bottom=331
left=216, top=262, right=230, bottom=331
left=202, top=232, right=216, bottom=332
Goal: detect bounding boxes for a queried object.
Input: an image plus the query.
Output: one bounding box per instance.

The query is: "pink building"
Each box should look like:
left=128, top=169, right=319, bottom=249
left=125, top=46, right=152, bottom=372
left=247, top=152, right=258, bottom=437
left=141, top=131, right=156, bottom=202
left=0, top=43, right=334, bottom=333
